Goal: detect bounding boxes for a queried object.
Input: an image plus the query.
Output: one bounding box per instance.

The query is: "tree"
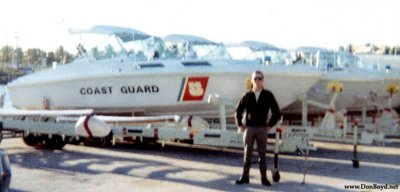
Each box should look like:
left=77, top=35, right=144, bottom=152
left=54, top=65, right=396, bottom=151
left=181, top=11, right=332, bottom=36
left=338, top=46, right=345, bottom=52
left=0, top=45, right=13, bottom=64
left=63, top=52, right=74, bottom=64
left=384, top=46, right=390, bottom=55
left=346, top=44, right=354, bottom=54
left=104, top=44, right=116, bottom=59
left=372, top=44, right=379, bottom=52
left=389, top=46, right=396, bottom=55
left=90, top=47, right=100, bottom=59
left=53, top=46, right=75, bottom=64
left=14, top=47, right=23, bottom=64
left=24, top=48, right=46, bottom=65
left=46, top=51, right=55, bottom=66
left=55, top=46, right=65, bottom=64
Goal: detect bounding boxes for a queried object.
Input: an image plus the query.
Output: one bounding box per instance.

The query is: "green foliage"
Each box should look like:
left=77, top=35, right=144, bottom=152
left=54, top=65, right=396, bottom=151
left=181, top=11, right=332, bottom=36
left=346, top=44, right=354, bottom=54
left=384, top=46, right=390, bottom=55
left=25, top=48, right=46, bottom=65
left=104, top=44, right=117, bottom=59
left=0, top=45, right=76, bottom=65
left=0, top=46, right=13, bottom=63
left=46, top=51, right=55, bottom=66
left=89, top=44, right=117, bottom=60
left=14, top=47, right=23, bottom=64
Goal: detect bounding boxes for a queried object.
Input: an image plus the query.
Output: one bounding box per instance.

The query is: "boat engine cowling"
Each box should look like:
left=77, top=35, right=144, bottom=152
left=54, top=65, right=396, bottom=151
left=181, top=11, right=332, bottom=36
left=75, top=115, right=111, bottom=137
left=178, top=116, right=209, bottom=131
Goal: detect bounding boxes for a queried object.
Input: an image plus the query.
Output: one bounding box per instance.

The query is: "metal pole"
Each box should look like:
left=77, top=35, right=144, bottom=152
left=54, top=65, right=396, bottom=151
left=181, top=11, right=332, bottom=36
left=302, top=93, right=308, bottom=126
left=301, top=137, right=310, bottom=185
left=352, top=120, right=360, bottom=168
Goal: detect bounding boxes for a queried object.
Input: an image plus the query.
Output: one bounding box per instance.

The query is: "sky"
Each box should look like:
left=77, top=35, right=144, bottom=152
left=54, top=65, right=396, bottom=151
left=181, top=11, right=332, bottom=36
left=1, top=0, right=400, bottom=53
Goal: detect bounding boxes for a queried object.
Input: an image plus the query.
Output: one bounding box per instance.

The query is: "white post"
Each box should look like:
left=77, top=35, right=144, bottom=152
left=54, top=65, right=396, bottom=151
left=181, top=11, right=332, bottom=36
left=361, top=101, right=367, bottom=123
left=207, top=94, right=228, bottom=131
left=343, top=111, right=348, bottom=138
left=219, top=102, right=227, bottom=131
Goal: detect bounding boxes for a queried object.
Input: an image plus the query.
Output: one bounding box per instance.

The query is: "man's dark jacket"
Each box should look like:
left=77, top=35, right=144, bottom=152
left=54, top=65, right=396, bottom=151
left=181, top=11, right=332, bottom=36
left=235, top=89, right=280, bottom=128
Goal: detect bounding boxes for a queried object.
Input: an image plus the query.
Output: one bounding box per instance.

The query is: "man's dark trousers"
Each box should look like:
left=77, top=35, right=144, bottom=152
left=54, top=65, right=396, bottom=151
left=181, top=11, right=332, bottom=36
left=241, top=126, right=267, bottom=178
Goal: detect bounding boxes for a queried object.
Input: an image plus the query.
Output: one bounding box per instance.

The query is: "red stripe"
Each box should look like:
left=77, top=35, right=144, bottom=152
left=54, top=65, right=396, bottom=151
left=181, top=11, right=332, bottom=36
left=384, top=108, right=392, bottom=112
left=83, top=115, right=94, bottom=139
left=154, top=128, right=159, bottom=139
left=327, top=108, right=335, bottom=113
left=188, top=116, right=193, bottom=128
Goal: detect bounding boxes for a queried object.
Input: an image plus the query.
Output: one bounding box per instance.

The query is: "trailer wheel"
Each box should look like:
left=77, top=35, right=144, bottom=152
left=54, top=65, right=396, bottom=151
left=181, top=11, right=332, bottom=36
left=44, top=135, right=67, bottom=150
left=272, top=169, right=280, bottom=182
left=22, top=133, right=44, bottom=147
left=82, top=132, right=112, bottom=147
left=134, top=137, right=154, bottom=148
left=134, top=137, right=145, bottom=148
left=352, top=159, right=359, bottom=168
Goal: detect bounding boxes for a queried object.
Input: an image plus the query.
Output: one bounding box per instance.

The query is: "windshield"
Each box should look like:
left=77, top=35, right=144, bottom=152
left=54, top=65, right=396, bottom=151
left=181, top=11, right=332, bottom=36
left=226, top=46, right=290, bottom=65
left=291, top=50, right=359, bottom=70
left=164, top=42, right=231, bottom=60
left=75, top=33, right=165, bottom=61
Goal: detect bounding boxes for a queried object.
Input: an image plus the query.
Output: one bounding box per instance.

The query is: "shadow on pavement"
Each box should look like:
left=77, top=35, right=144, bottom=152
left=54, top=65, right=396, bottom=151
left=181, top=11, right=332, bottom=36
left=4, top=140, right=400, bottom=191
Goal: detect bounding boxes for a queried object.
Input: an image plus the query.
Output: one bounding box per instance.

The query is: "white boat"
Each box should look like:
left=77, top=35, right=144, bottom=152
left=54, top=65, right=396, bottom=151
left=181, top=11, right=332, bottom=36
left=6, top=26, right=323, bottom=117
left=7, top=58, right=323, bottom=116
left=282, top=47, right=395, bottom=114
left=163, top=34, right=231, bottom=60
left=225, top=40, right=289, bottom=65
left=305, top=69, right=387, bottom=112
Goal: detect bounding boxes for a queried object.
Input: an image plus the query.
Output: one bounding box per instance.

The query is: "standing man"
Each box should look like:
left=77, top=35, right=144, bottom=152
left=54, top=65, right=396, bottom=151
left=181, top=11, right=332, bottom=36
left=235, top=70, right=280, bottom=186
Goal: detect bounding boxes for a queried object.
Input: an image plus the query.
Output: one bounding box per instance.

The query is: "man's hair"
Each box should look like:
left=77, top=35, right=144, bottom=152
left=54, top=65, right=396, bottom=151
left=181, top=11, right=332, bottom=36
left=252, top=70, right=264, bottom=78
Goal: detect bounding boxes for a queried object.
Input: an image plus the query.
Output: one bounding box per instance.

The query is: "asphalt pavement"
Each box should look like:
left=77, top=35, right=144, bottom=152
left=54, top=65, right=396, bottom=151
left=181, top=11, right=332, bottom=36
left=1, top=138, right=399, bottom=192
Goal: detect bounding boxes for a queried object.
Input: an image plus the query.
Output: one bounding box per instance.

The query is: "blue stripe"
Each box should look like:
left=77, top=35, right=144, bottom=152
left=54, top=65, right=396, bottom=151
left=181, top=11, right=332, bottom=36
left=177, top=77, right=186, bottom=101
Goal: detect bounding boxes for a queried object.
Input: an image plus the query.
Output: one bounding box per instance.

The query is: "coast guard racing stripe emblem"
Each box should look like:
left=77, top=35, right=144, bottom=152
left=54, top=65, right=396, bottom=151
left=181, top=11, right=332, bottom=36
left=178, top=76, right=209, bottom=101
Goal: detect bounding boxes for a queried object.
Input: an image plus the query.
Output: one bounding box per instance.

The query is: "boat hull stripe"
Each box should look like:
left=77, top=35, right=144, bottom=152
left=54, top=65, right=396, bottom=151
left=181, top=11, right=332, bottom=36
left=177, top=77, right=187, bottom=101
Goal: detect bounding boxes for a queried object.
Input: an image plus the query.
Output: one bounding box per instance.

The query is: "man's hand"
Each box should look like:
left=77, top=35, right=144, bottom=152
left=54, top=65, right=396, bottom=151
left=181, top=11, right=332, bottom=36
left=238, top=126, right=245, bottom=133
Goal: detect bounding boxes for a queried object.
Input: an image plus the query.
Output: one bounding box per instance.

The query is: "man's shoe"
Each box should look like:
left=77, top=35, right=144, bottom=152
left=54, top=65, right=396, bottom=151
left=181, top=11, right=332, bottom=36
left=235, top=177, right=249, bottom=185
left=261, top=177, right=271, bottom=186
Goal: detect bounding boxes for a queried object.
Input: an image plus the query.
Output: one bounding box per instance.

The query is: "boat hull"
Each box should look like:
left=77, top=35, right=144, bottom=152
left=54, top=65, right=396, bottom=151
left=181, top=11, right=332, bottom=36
left=7, top=61, right=322, bottom=117
left=283, top=70, right=391, bottom=114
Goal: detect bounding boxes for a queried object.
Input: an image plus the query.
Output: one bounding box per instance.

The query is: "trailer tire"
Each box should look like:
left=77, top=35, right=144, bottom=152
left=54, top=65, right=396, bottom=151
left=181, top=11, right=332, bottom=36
left=45, top=135, right=67, bottom=150
left=272, top=170, right=280, bottom=182
left=22, top=133, right=44, bottom=147
left=352, top=159, right=359, bottom=168
left=82, top=132, right=112, bottom=147
left=134, top=137, right=152, bottom=149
